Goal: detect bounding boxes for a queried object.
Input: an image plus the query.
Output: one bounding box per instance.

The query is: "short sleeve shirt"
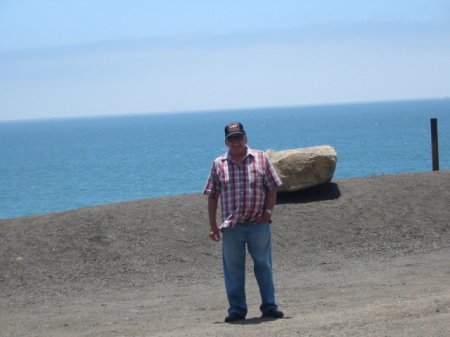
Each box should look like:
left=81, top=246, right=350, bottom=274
left=203, top=147, right=282, bottom=228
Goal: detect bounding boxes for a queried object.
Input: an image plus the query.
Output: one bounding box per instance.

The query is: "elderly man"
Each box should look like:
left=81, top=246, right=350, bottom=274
left=203, top=122, right=284, bottom=323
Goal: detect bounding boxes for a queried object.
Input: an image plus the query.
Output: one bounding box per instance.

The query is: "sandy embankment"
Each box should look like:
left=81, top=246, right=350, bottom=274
left=1, top=170, right=449, bottom=336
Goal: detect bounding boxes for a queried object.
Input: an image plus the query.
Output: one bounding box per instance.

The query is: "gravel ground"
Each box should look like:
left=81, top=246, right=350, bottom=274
left=1, top=170, right=449, bottom=336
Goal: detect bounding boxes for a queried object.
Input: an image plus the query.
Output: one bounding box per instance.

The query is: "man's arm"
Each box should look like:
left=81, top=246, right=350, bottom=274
left=208, top=196, right=221, bottom=242
left=265, top=187, right=277, bottom=212
left=254, top=187, right=277, bottom=224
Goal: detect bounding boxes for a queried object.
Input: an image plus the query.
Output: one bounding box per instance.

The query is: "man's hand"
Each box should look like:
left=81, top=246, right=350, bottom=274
left=254, top=189, right=277, bottom=225
left=253, top=212, right=271, bottom=225
left=209, top=225, right=221, bottom=242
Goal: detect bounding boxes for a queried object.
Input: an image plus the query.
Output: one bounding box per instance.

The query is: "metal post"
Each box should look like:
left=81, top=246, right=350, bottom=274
left=430, top=118, right=439, bottom=171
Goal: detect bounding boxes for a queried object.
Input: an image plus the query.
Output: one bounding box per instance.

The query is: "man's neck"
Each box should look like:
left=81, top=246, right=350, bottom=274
left=229, top=147, right=248, bottom=165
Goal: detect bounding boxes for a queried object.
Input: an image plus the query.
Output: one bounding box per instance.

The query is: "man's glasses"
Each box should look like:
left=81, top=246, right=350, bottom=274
left=226, top=134, right=245, bottom=142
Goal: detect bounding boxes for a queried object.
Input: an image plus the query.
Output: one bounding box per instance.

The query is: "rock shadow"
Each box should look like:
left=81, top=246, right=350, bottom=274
left=276, top=182, right=341, bottom=204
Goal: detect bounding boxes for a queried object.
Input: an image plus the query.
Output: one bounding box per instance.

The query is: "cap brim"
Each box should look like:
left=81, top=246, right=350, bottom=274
left=226, top=132, right=245, bottom=138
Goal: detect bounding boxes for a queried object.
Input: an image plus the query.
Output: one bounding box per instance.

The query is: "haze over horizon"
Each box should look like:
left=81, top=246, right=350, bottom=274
left=1, top=1, right=449, bottom=121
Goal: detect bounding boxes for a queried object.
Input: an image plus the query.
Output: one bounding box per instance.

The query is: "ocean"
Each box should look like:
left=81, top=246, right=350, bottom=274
left=1, top=98, right=449, bottom=219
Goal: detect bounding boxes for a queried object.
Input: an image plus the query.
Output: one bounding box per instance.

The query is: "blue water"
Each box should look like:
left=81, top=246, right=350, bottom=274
left=1, top=99, right=449, bottom=219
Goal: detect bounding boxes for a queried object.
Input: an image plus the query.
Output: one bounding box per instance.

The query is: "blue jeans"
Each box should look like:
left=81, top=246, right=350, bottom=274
left=222, top=222, right=278, bottom=317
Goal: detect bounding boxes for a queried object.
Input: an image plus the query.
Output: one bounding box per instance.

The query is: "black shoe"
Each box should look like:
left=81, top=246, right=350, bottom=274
left=262, top=308, right=284, bottom=318
left=225, top=312, right=245, bottom=323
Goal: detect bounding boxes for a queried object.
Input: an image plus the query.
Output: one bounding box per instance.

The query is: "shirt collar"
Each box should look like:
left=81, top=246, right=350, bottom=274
left=224, top=146, right=255, bottom=162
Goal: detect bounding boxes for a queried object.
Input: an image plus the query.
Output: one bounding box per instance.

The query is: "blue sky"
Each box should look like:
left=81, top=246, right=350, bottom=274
left=1, top=0, right=449, bottom=120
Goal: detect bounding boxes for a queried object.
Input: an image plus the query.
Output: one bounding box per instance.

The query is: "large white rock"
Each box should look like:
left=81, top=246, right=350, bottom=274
left=266, top=145, right=337, bottom=192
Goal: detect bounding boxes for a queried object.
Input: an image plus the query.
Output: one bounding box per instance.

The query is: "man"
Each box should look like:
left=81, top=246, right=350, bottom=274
left=203, top=122, right=284, bottom=323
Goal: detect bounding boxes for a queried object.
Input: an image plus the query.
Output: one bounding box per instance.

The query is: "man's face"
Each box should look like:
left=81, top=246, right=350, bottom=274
left=225, top=133, right=248, bottom=157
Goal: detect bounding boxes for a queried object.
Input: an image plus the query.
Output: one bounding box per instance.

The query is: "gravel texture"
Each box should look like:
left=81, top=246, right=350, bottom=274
left=1, top=170, right=449, bottom=336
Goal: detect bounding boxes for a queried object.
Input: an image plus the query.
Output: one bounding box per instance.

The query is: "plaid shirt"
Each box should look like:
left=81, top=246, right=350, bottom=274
left=203, top=147, right=282, bottom=228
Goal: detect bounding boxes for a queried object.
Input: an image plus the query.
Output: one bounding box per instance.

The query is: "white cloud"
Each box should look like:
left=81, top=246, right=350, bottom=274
left=1, top=21, right=449, bottom=120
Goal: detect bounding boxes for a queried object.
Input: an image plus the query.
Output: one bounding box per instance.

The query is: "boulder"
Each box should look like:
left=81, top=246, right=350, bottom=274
left=266, top=145, right=337, bottom=192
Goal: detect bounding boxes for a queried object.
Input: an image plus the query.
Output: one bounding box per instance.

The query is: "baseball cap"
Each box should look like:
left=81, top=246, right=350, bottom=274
left=224, top=122, right=246, bottom=138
